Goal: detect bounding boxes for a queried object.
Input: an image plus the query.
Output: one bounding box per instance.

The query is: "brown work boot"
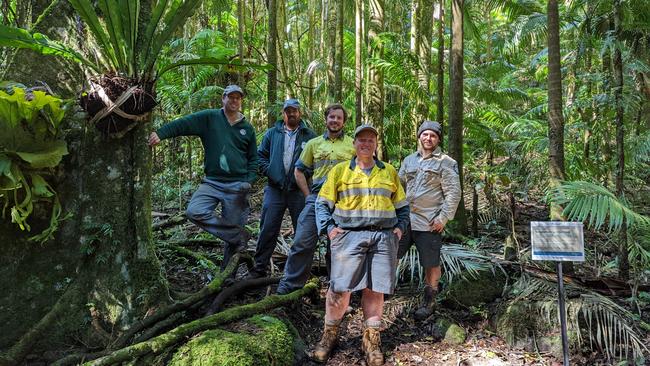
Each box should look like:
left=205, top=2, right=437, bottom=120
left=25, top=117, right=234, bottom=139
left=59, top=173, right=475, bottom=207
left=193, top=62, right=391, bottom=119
left=362, top=322, right=384, bottom=366
left=414, top=285, right=438, bottom=321
left=313, top=320, right=340, bottom=362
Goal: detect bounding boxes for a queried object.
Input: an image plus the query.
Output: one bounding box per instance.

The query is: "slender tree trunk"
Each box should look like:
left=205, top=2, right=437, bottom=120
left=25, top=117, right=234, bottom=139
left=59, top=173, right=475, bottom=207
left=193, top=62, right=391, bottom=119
left=334, top=0, right=344, bottom=102
left=367, top=0, right=387, bottom=159
left=436, top=0, right=445, bottom=130
left=308, top=0, right=315, bottom=110
left=613, top=0, right=629, bottom=280
left=547, top=0, right=565, bottom=213
left=355, top=0, right=363, bottom=126
left=266, top=0, right=278, bottom=126
left=418, top=0, right=433, bottom=123
left=448, top=0, right=466, bottom=233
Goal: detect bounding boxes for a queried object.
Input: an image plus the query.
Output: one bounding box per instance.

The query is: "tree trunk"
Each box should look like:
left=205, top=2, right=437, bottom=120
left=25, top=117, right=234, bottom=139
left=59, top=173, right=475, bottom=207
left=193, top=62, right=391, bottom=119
left=334, top=0, right=344, bottom=102
left=448, top=0, right=466, bottom=233
left=436, top=0, right=445, bottom=137
left=415, top=0, right=433, bottom=127
left=0, top=1, right=169, bottom=360
left=267, top=0, right=278, bottom=127
left=547, top=0, right=565, bottom=215
left=367, top=0, right=387, bottom=159
left=355, top=0, right=364, bottom=127
left=613, top=0, right=629, bottom=280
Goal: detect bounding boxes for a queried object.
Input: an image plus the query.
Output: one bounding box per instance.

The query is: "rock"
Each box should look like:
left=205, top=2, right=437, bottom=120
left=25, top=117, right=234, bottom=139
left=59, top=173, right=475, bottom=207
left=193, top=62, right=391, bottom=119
left=443, top=269, right=508, bottom=308
left=168, top=315, right=294, bottom=366
left=435, top=318, right=467, bottom=345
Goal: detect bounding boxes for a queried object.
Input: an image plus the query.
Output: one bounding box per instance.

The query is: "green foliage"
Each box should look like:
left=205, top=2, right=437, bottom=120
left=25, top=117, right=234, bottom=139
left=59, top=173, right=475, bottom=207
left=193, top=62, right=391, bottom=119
left=550, top=181, right=650, bottom=232
left=508, top=274, right=648, bottom=362
left=0, top=84, right=69, bottom=243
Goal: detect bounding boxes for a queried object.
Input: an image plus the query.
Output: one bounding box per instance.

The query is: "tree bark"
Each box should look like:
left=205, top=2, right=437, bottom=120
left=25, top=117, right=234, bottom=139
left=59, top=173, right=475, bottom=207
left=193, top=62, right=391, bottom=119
left=334, top=0, right=344, bottom=102
left=355, top=0, right=364, bottom=127
left=613, top=0, right=629, bottom=280
left=448, top=0, right=466, bottom=233
left=267, top=0, right=278, bottom=127
left=367, top=0, right=387, bottom=159
left=436, top=0, right=445, bottom=127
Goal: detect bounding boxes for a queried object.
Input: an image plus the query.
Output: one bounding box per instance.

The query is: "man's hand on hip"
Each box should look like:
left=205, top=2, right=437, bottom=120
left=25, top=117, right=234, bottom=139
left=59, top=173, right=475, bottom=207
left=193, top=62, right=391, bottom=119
left=430, top=219, right=445, bottom=233
left=393, top=227, right=403, bottom=240
left=328, top=227, right=345, bottom=240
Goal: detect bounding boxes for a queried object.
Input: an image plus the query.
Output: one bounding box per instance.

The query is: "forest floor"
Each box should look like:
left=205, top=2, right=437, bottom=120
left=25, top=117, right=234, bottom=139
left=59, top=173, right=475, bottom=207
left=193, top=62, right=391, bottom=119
left=154, top=189, right=649, bottom=366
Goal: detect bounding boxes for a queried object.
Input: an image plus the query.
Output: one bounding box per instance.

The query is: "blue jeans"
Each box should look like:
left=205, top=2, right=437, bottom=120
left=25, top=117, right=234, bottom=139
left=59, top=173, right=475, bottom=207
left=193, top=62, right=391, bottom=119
left=252, top=185, right=305, bottom=274
left=277, top=194, right=329, bottom=293
left=186, top=178, right=251, bottom=269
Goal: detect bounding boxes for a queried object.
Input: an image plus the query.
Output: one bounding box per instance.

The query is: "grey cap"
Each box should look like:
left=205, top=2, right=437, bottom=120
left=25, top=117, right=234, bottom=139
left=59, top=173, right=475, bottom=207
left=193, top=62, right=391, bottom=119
left=354, top=124, right=379, bottom=138
left=283, top=98, right=301, bottom=110
left=223, top=84, right=245, bottom=97
left=418, top=120, right=442, bottom=138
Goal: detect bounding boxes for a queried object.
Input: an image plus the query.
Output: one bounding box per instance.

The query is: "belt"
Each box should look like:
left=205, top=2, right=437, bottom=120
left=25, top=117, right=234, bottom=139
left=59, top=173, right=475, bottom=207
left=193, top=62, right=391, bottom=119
left=346, top=225, right=388, bottom=231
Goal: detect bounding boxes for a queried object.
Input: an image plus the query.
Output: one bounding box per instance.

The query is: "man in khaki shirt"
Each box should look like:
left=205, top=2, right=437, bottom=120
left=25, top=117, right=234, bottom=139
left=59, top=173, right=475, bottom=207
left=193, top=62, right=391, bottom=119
left=398, top=121, right=461, bottom=320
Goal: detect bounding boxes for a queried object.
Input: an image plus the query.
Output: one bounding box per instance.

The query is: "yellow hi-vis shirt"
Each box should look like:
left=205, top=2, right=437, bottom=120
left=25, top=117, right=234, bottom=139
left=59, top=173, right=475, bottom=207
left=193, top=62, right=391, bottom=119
left=295, top=133, right=356, bottom=193
left=315, top=158, right=410, bottom=234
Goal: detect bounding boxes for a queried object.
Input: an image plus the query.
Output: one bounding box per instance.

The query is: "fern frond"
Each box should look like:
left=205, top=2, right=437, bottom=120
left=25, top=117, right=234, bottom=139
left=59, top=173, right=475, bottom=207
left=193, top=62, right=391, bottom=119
left=551, top=181, right=650, bottom=232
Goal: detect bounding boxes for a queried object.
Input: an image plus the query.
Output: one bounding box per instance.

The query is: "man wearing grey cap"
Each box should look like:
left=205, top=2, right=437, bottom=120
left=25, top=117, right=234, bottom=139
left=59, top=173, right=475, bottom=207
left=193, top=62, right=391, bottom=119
left=248, top=99, right=316, bottom=278
left=398, top=120, right=461, bottom=320
left=148, top=85, right=257, bottom=270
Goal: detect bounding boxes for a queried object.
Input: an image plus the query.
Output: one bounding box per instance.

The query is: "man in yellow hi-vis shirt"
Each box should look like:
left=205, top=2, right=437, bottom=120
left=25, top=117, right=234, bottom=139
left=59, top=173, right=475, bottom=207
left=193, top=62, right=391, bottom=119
left=312, top=125, right=410, bottom=366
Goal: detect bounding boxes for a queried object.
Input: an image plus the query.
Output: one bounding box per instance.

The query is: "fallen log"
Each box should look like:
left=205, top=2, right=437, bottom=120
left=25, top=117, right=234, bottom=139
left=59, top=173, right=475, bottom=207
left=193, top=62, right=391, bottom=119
left=83, top=278, right=319, bottom=366
left=152, top=215, right=186, bottom=230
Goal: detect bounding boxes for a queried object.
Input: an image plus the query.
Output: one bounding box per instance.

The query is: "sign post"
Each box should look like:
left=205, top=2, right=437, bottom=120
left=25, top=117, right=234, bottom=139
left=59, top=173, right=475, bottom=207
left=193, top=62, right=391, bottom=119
left=530, top=221, right=584, bottom=366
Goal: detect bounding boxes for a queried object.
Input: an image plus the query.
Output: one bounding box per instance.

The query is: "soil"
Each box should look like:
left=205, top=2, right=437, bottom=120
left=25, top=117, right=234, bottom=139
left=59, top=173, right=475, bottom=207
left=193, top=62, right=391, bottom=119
left=80, top=73, right=156, bottom=135
left=153, top=188, right=647, bottom=366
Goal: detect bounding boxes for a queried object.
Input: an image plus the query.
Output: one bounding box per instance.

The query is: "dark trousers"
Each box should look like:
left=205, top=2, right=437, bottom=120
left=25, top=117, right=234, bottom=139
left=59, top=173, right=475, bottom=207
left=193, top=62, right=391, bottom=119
left=252, top=185, right=305, bottom=274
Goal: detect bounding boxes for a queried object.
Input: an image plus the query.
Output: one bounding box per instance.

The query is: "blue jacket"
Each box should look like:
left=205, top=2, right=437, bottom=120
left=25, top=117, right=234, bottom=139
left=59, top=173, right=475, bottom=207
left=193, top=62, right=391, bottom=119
left=258, top=120, right=317, bottom=191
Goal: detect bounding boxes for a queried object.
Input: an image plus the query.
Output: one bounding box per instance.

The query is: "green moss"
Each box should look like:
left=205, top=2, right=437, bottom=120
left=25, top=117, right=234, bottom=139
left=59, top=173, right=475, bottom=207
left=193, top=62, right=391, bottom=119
left=435, top=318, right=467, bottom=345
left=168, top=315, right=294, bottom=366
left=444, top=269, right=507, bottom=308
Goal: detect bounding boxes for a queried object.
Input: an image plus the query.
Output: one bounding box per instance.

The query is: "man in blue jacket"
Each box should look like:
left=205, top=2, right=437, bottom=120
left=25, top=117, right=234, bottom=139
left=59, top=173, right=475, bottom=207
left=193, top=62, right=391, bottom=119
left=248, top=99, right=317, bottom=278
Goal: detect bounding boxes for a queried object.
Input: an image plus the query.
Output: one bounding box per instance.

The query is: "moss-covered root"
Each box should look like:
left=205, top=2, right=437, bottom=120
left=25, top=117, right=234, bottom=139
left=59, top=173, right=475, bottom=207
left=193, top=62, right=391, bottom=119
left=0, top=280, right=83, bottom=366
left=168, top=315, right=294, bottom=366
left=111, top=252, right=241, bottom=349
left=84, top=278, right=319, bottom=366
left=206, top=277, right=280, bottom=315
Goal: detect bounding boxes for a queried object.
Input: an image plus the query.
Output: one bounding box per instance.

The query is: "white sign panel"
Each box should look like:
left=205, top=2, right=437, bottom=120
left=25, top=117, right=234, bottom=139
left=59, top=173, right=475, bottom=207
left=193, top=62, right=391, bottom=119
left=531, top=221, right=584, bottom=262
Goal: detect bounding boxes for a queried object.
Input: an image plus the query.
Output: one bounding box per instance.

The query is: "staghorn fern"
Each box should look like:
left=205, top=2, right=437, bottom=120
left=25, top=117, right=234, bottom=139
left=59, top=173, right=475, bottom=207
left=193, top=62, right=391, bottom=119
left=509, top=274, right=648, bottom=362
left=550, top=181, right=650, bottom=232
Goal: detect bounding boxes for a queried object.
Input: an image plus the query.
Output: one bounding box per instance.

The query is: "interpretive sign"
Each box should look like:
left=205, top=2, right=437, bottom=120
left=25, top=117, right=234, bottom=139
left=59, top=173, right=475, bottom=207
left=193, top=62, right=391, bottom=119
left=531, top=221, right=584, bottom=262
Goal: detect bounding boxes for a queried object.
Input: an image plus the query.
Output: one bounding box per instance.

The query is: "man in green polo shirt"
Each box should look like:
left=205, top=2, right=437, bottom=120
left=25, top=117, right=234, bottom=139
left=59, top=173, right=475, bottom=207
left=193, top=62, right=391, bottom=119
left=148, top=84, right=258, bottom=269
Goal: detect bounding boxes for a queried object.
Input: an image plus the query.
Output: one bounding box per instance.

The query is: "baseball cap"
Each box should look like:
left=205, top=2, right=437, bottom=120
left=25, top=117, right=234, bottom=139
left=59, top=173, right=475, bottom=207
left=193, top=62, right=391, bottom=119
left=283, top=98, right=301, bottom=110
left=354, top=124, right=378, bottom=138
left=223, top=84, right=245, bottom=97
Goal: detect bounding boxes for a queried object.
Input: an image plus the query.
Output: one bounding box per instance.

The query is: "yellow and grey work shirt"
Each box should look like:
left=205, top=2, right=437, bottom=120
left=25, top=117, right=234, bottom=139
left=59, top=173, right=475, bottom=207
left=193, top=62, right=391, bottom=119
left=295, top=133, right=356, bottom=193
left=398, top=147, right=461, bottom=231
left=315, top=158, right=410, bottom=235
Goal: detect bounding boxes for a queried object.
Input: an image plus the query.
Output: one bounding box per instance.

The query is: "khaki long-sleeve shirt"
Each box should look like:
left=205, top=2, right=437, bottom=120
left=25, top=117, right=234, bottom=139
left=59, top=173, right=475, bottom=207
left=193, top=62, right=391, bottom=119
left=398, top=147, right=461, bottom=231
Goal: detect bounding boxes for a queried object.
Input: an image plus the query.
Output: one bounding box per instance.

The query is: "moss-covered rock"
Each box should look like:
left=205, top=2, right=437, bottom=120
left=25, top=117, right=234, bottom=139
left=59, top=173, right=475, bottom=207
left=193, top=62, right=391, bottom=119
left=168, top=315, right=294, bottom=366
left=443, top=269, right=507, bottom=308
left=435, top=318, right=467, bottom=345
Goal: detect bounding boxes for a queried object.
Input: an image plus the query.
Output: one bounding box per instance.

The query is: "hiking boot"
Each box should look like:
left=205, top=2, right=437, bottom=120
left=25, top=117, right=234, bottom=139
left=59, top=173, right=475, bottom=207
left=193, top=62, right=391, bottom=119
left=361, top=325, right=384, bottom=365
left=313, top=321, right=340, bottom=362
left=414, top=285, right=438, bottom=321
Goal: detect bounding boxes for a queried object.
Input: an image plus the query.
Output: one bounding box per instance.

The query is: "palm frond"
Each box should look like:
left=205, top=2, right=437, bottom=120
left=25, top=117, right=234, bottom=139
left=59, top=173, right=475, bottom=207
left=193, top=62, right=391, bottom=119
left=509, top=274, right=648, bottom=361
left=551, top=181, right=650, bottom=232
left=440, top=244, right=501, bottom=284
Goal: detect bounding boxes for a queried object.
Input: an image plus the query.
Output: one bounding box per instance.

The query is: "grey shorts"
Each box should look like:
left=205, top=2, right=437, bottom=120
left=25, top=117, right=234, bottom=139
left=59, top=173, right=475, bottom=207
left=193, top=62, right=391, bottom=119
left=397, top=227, right=442, bottom=267
left=329, top=229, right=399, bottom=294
